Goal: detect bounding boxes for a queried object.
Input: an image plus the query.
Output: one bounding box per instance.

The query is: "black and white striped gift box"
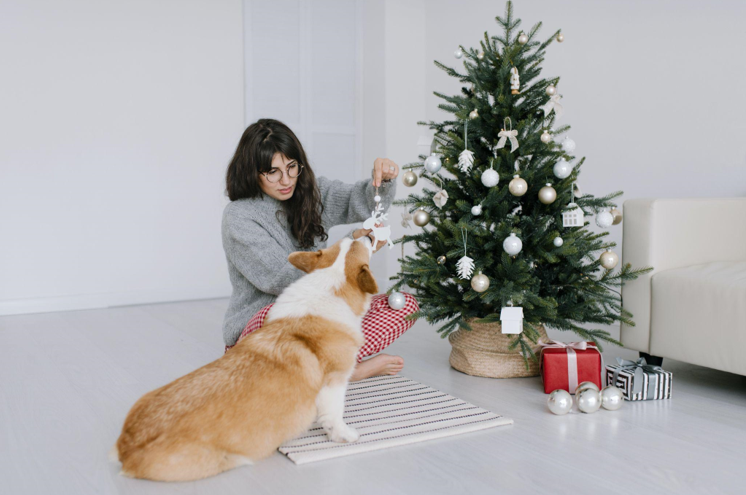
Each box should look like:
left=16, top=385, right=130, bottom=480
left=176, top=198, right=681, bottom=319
left=605, top=365, right=673, bottom=401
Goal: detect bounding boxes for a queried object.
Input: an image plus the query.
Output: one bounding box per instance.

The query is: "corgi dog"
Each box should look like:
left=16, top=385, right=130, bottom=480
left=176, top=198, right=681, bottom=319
left=110, top=236, right=377, bottom=481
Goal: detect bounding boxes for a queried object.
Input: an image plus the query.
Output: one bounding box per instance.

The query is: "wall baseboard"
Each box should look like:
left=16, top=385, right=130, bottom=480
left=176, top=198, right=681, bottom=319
left=0, top=287, right=232, bottom=317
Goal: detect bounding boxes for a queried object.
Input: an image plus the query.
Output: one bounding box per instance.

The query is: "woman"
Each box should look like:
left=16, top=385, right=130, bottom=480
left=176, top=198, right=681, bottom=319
left=221, top=119, right=419, bottom=381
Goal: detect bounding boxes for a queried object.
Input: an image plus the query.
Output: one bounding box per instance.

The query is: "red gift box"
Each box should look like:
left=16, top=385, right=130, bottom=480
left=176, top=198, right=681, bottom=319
left=539, top=340, right=603, bottom=394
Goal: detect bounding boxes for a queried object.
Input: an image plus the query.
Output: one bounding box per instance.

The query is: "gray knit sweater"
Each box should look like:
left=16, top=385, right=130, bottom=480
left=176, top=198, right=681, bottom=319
left=221, top=175, right=397, bottom=346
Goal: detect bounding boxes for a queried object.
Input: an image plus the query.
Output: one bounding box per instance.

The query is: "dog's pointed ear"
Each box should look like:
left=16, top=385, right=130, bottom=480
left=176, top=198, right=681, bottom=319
left=288, top=250, right=322, bottom=273
left=357, top=264, right=379, bottom=294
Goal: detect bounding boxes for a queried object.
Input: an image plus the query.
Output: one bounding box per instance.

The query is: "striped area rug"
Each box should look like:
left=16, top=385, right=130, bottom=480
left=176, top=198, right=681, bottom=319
left=278, top=375, right=513, bottom=464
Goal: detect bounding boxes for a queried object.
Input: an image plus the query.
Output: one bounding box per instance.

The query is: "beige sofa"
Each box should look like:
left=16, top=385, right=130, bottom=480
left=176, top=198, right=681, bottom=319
left=620, top=198, right=746, bottom=376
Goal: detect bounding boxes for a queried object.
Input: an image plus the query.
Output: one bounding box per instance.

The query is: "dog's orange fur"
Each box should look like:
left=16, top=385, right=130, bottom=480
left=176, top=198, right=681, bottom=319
left=112, top=239, right=377, bottom=481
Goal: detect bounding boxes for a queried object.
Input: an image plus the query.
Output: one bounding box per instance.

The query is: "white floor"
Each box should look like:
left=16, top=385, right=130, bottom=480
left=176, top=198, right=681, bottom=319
left=1, top=298, right=744, bottom=495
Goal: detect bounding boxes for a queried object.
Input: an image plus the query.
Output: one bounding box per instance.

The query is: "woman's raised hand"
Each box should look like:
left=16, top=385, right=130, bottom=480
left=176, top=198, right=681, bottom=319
left=372, top=158, right=399, bottom=187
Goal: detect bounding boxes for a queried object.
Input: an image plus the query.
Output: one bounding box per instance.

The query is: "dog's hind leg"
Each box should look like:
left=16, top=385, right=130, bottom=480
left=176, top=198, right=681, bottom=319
left=316, top=378, right=358, bottom=443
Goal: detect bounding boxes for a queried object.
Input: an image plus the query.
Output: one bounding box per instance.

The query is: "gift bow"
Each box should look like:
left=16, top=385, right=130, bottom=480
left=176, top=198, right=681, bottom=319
left=541, top=94, right=564, bottom=119
left=496, top=129, right=519, bottom=153
left=538, top=339, right=603, bottom=394
left=612, top=357, right=664, bottom=396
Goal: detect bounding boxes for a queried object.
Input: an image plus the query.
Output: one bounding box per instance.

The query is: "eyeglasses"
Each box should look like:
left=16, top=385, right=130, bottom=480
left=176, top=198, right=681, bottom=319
left=261, top=163, right=304, bottom=183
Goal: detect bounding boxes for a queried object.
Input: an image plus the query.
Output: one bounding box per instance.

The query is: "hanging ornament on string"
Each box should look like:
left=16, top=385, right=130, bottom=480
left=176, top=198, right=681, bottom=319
left=510, top=66, right=520, bottom=95
left=401, top=211, right=413, bottom=229
left=363, top=188, right=394, bottom=249
left=503, top=232, right=523, bottom=256
left=553, top=236, right=564, bottom=247
left=413, top=207, right=430, bottom=227
left=600, top=250, right=619, bottom=269
left=561, top=136, right=576, bottom=153
left=596, top=208, right=614, bottom=228
left=402, top=169, right=418, bottom=187
left=424, top=153, right=442, bottom=174
left=557, top=33, right=565, bottom=43
left=496, top=117, right=519, bottom=153
left=454, top=47, right=463, bottom=59
left=471, top=204, right=483, bottom=216
left=509, top=174, right=528, bottom=196
left=469, top=109, right=479, bottom=119
left=481, top=160, right=500, bottom=187
left=437, top=255, right=446, bottom=265
left=553, top=158, right=572, bottom=179
left=518, top=32, right=528, bottom=44
left=539, top=183, right=557, bottom=204
left=562, top=183, right=585, bottom=227
left=471, top=271, right=490, bottom=293
left=540, top=129, right=552, bottom=144
left=432, top=176, right=449, bottom=209
left=477, top=50, right=485, bottom=60
left=610, top=208, right=623, bottom=225
left=456, top=228, right=475, bottom=280
left=541, top=94, right=564, bottom=119
left=458, top=121, right=475, bottom=173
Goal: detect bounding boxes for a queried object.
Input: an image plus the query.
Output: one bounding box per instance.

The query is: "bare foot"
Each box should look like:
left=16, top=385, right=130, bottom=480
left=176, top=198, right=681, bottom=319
left=350, top=354, right=404, bottom=382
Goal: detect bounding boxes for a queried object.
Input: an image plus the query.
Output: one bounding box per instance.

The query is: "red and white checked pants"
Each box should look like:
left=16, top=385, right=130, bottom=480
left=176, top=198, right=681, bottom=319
left=224, top=293, right=419, bottom=362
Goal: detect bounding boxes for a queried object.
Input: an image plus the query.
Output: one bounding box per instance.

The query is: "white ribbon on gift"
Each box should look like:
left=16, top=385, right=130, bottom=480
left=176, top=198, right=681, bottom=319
left=540, top=94, right=564, bottom=119
left=538, top=339, right=604, bottom=394
left=496, top=129, right=519, bottom=153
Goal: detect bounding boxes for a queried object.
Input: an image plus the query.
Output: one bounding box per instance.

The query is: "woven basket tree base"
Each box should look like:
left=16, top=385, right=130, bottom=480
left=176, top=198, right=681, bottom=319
left=448, top=318, right=548, bottom=378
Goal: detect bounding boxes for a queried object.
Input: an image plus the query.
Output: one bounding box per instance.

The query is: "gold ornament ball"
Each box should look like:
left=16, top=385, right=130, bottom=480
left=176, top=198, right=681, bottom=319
left=437, top=255, right=446, bottom=265
left=477, top=51, right=485, bottom=60
left=402, top=170, right=418, bottom=187
left=469, top=109, right=479, bottom=119
left=518, top=33, right=528, bottom=44
left=540, top=130, right=552, bottom=144
left=509, top=175, right=528, bottom=196
left=546, top=85, right=556, bottom=96
left=539, top=183, right=557, bottom=204
left=413, top=208, right=430, bottom=227
left=557, top=33, right=565, bottom=43
left=610, top=208, right=623, bottom=225
left=600, top=250, right=619, bottom=270
left=471, top=272, right=490, bottom=292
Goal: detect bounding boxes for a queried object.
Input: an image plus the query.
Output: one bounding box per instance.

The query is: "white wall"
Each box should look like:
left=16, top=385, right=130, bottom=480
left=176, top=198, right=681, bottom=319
left=0, top=0, right=244, bottom=315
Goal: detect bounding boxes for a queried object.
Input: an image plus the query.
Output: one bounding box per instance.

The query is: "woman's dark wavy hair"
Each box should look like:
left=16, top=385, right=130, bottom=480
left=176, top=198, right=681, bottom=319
left=225, top=119, right=327, bottom=249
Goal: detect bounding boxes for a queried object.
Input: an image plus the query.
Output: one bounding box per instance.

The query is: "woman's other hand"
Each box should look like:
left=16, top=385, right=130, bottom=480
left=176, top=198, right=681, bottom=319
left=372, top=158, right=399, bottom=187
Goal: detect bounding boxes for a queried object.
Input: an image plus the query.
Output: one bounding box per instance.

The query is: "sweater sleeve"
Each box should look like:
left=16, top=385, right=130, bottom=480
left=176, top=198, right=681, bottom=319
left=317, top=175, right=397, bottom=229
left=224, top=217, right=304, bottom=296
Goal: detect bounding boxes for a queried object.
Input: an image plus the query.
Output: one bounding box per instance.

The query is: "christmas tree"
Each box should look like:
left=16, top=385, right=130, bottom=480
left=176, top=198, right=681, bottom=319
left=390, top=1, right=652, bottom=364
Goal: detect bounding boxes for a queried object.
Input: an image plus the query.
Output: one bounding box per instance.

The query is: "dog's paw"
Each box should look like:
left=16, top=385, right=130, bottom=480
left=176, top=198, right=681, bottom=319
left=327, top=424, right=359, bottom=443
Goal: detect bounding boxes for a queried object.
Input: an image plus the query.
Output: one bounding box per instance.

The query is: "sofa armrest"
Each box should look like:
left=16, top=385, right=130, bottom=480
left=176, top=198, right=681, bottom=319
left=620, top=197, right=746, bottom=352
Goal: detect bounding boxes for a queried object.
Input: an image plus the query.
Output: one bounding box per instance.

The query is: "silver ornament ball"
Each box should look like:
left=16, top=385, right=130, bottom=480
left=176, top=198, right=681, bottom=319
left=481, top=168, right=499, bottom=187
left=470, top=272, right=490, bottom=293
left=539, top=183, right=557, bottom=205
left=471, top=204, right=483, bottom=216
left=546, top=85, right=556, bottom=96
left=469, top=109, right=479, bottom=119
left=547, top=389, right=573, bottom=415
left=402, top=170, right=418, bottom=187
left=387, top=291, right=406, bottom=310
left=437, top=255, right=446, bottom=265
left=576, top=388, right=602, bottom=414
left=413, top=208, right=430, bottom=227
left=561, top=136, right=576, bottom=153
left=557, top=33, right=565, bottom=43
left=576, top=381, right=600, bottom=394
left=553, top=236, right=564, bottom=247
left=503, top=233, right=523, bottom=256
left=540, top=130, right=552, bottom=144
left=508, top=175, right=528, bottom=196
left=454, top=48, right=463, bottom=59
left=424, top=154, right=442, bottom=174
left=518, top=33, right=528, bottom=44
left=596, top=210, right=614, bottom=228
left=601, top=385, right=625, bottom=411
left=553, top=158, right=572, bottom=179
left=600, top=250, right=619, bottom=269
left=610, top=208, right=623, bottom=225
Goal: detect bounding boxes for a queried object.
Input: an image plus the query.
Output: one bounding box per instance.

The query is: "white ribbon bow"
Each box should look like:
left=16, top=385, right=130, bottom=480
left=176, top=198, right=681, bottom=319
left=433, top=189, right=449, bottom=209
left=541, top=94, right=564, bottom=119
left=538, top=338, right=604, bottom=394
left=496, top=129, right=519, bottom=153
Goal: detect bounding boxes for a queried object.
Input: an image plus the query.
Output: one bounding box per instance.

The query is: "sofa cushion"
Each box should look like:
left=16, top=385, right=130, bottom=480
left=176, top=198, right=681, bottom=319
left=650, top=261, right=746, bottom=375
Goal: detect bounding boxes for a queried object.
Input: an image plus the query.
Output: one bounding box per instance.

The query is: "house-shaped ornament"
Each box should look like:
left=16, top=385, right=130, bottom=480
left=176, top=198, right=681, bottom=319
left=562, top=203, right=585, bottom=227
left=500, top=306, right=524, bottom=334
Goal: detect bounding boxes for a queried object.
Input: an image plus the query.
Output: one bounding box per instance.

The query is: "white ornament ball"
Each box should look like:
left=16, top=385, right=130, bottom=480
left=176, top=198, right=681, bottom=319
left=388, top=291, right=406, bottom=310
left=576, top=381, right=600, bottom=394
left=553, top=158, right=572, bottom=179
left=503, top=233, right=523, bottom=256
left=561, top=136, right=576, bottom=153
left=553, top=236, right=564, bottom=247
left=508, top=175, right=528, bottom=196
left=557, top=33, right=565, bottom=43
left=546, top=85, right=556, bottom=96
left=470, top=272, right=490, bottom=293
left=600, top=250, right=619, bottom=269
left=576, top=388, right=602, bottom=414
left=540, top=130, right=552, bottom=144
left=518, top=33, right=528, bottom=44
left=374, top=195, right=381, bottom=203
left=596, top=209, right=614, bottom=228
left=469, top=109, right=479, bottom=119
left=424, top=154, right=442, bottom=174
left=601, top=385, right=625, bottom=411
left=481, top=168, right=499, bottom=187
left=539, top=183, right=557, bottom=205
left=454, top=48, right=463, bottom=59
left=547, top=389, right=573, bottom=415
left=402, top=170, right=418, bottom=187
left=471, top=204, right=483, bottom=216
left=413, top=208, right=430, bottom=227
